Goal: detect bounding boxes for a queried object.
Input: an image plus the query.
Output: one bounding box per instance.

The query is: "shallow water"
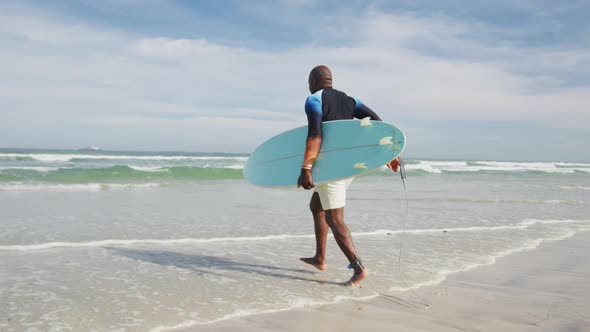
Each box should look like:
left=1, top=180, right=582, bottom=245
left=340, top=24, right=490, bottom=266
left=1, top=150, right=589, bottom=331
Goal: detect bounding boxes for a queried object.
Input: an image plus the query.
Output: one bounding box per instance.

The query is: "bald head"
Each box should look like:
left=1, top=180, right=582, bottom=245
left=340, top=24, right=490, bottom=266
left=308, top=65, right=333, bottom=94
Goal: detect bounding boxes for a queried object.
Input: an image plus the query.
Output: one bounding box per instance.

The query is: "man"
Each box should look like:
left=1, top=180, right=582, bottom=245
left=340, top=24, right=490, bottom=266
left=298, top=65, right=399, bottom=286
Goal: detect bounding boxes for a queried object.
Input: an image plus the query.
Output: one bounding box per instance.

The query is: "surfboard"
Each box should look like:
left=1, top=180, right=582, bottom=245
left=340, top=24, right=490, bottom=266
left=244, top=118, right=406, bottom=187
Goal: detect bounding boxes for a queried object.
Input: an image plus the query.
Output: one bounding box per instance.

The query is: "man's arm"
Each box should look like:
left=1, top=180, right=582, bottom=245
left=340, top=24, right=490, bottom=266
left=353, top=98, right=382, bottom=121
left=298, top=96, right=323, bottom=189
left=353, top=98, right=400, bottom=172
left=302, top=109, right=322, bottom=169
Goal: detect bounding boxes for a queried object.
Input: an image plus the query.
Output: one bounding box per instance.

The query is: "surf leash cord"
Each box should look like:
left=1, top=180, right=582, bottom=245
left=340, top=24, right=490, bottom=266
left=365, top=157, right=430, bottom=309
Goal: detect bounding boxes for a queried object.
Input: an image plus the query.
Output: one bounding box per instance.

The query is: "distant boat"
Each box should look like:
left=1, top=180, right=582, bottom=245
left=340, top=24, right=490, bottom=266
left=77, top=146, right=103, bottom=152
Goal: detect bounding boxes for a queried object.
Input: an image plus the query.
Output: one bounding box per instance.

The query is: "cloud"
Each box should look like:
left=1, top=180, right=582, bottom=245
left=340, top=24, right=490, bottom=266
left=0, top=3, right=588, bottom=155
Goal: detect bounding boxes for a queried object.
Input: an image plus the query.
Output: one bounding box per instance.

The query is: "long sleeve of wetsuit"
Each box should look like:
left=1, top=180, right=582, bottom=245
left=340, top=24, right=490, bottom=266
left=353, top=97, right=382, bottom=121
left=302, top=94, right=323, bottom=168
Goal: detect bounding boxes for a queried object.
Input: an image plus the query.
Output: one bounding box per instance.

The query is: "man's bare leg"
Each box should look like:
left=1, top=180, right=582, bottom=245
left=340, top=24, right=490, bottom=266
left=300, top=192, right=328, bottom=270
left=325, top=208, right=368, bottom=286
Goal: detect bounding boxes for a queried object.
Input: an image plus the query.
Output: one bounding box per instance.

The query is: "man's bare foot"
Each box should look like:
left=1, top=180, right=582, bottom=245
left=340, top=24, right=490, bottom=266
left=300, top=257, right=327, bottom=271
left=344, top=267, right=369, bottom=287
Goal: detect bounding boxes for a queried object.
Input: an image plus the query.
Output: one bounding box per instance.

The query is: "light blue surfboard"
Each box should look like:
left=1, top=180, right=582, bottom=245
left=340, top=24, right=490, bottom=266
left=244, top=119, right=406, bottom=187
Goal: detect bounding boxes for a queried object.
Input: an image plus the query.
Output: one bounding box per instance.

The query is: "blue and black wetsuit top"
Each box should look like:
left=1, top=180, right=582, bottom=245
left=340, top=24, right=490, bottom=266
left=304, top=87, right=381, bottom=137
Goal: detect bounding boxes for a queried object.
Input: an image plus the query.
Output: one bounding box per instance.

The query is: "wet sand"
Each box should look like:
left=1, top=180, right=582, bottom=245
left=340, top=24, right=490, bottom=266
left=195, top=231, right=590, bottom=332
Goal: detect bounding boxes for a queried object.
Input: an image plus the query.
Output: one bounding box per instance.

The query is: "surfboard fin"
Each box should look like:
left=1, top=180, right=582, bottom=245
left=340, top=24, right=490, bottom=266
left=380, top=136, right=393, bottom=145
left=360, top=117, right=372, bottom=127
left=353, top=163, right=368, bottom=169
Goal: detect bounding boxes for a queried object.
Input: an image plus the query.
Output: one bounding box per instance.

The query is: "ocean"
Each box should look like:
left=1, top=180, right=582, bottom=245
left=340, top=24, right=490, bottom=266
left=1, top=148, right=589, bottom=331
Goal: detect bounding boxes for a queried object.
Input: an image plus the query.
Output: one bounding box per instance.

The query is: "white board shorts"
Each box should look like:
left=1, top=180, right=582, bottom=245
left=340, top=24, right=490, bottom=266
left=314, top=178, right=354, bottom=210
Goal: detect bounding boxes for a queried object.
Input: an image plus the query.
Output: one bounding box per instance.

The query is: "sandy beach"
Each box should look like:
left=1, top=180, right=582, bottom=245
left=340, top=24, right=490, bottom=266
left=197, top=231, right=590, bottom=332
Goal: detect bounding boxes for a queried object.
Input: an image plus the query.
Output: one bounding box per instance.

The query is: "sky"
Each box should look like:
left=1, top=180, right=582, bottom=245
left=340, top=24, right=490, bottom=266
left=0, top=0, right=589, bottom=161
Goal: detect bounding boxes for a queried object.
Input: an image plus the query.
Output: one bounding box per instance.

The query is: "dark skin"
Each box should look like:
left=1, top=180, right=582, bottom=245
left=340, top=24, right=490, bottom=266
left=297, top=65, right=400, bottom=286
